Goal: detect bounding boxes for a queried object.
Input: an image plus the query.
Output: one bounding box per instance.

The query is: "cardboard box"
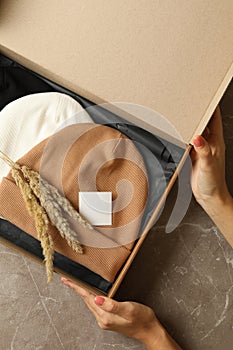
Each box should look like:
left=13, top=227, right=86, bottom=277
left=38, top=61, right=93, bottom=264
left=0, top=0, right=232, bottom=297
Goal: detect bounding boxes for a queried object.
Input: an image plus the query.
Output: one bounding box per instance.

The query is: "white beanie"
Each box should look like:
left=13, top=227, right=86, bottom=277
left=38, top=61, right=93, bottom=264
left=0, top=92, right=93, bottom=181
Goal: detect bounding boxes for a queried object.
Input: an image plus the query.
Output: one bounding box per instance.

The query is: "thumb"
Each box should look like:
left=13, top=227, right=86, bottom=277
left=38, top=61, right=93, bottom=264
left=94, top=296, right=123, bottom=315
left=193, top=135, right=212, bottom=165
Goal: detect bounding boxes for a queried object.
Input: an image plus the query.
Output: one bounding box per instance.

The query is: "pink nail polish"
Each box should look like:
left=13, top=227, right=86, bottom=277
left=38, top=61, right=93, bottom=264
left=193, top=136, right=204, bottom=148
left=94, top=296, right=105, bottom=306
left=61, top=277, right=69, bottom=283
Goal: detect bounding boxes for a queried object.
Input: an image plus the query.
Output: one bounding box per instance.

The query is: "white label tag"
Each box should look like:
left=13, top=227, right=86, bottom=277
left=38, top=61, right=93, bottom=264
left=79, top=192, right=112, bottom=226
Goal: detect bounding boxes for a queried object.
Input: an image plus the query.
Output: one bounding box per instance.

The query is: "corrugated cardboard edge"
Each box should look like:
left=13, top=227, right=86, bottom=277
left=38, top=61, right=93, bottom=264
left=107, top=145, right=192, bottom=298
left=190, top=62, right=233, bottom=145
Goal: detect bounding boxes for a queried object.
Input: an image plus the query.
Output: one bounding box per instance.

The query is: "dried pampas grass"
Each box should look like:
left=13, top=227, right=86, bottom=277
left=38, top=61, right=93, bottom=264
left=11, top=167, right=54, bottom=282
left=20, top=165, right=92, bottom=253
left=0, top=150, right=92, bottom=282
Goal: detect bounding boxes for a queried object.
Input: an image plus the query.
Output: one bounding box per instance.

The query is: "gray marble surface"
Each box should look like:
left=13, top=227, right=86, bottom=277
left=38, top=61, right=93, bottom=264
left=0, top=80, right=233, bottom=350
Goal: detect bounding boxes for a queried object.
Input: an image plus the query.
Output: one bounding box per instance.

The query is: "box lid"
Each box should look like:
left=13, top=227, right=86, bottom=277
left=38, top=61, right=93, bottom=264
left=0, top=0, right=232, bottom=145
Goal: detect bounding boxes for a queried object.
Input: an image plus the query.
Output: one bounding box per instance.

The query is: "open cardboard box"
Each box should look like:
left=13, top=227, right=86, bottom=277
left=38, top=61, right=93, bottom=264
left=0, top=1, right=232, bottom=298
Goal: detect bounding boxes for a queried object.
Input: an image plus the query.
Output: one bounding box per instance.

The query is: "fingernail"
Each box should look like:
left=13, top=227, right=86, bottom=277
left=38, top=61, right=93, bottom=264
left=61, top=277, right=69, bottom=283
left=193, top=136, right=204, bottom=148
left=94, top=296, right=105, bottom=306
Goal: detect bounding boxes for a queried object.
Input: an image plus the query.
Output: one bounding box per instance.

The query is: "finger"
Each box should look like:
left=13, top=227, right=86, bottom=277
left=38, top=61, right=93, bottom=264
left=96, top=312, right=129, bottom=331
left=61, top=278, right=134, bottom=326
left=190, top=146, right=198, bottom=161
left=61, top=278, right=111, bottom=312
left=94, top=296, right=122, bottom=314
left=94, top=297, right=135, bottom=320
left=192, top=135, right=213, bottom=168
left=61, top=277, right=102, bottom=316
left=61, top=277, right=93, bottom=299
left=61, top=278, right=127, bottom=329
left=94, top=297, right=133, bottom=330
left=60, top=277, right=104, bottom=314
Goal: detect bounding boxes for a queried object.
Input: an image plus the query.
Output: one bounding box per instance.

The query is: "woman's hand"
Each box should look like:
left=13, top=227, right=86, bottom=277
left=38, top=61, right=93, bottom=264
left=191, top=106, right=233, bottom=247
left=191, top=106, right=230, bottom=214
left=61, top=278, right=182, bottom=349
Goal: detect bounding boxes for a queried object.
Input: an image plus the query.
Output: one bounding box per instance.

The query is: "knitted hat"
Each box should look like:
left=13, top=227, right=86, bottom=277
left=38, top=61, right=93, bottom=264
left=0, top=92, right=93, bottom=182
left=0, top=123, right=148, bottom=282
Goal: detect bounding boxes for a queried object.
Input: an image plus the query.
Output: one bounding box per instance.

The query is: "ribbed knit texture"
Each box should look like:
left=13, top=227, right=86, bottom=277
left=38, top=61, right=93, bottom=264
left=0, top=124, right=148, bottom=282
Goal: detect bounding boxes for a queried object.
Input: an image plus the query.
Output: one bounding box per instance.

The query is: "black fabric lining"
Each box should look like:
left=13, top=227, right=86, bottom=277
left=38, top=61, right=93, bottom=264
left=0, top=219, right=111, bottom=293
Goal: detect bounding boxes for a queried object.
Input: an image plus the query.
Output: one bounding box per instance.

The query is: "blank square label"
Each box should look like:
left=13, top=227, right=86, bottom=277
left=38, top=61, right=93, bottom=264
left=79, top=192, right=112, bottom=226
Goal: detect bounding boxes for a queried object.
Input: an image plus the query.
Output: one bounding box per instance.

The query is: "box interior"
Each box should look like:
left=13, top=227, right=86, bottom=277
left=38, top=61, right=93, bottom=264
left=1, top=0, right=232, bottom=297
left=0, top=53, right=185, bottom=295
